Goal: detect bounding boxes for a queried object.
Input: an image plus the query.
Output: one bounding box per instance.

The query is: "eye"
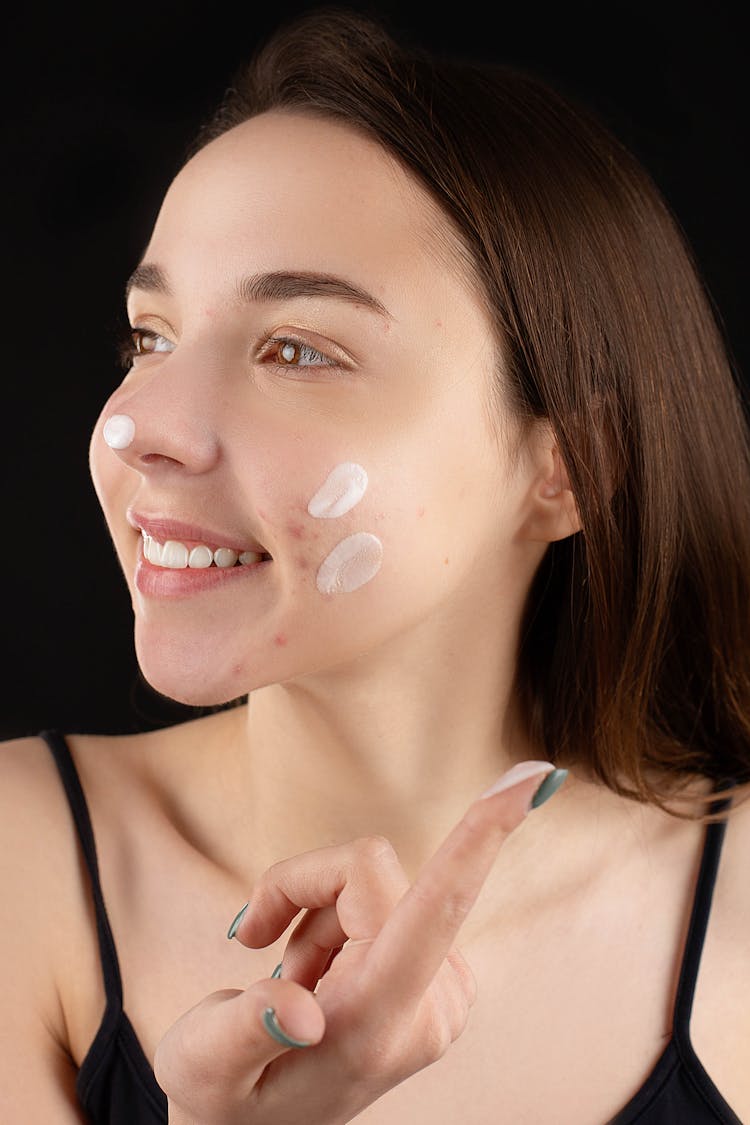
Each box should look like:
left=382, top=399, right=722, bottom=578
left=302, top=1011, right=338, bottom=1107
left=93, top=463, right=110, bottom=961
left=131, top=328, right=174, bottom=356
left=118, top=326, right=175, bottom=369
left=265, top=336, right=336, bottom=369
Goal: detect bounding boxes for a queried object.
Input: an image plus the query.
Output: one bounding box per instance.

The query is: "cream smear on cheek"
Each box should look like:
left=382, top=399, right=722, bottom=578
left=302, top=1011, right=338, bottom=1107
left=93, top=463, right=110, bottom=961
left=307, top=462, right=383, bottom=594
left=307, top=461, right=368, bottom=518
left=316, top=532, right=384, bottom=594
left=103, top=413, right=136, bottom=449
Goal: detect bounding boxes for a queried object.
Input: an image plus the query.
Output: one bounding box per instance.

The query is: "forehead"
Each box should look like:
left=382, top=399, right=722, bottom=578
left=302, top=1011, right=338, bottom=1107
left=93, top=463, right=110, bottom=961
left=143, top=111, right=479, bottom=315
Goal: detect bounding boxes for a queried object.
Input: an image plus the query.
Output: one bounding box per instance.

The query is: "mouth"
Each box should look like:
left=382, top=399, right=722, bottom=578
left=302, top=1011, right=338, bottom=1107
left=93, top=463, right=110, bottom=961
left=129, top=510, right=272, bottom=570
left=141, top=531, right=269, bottom=570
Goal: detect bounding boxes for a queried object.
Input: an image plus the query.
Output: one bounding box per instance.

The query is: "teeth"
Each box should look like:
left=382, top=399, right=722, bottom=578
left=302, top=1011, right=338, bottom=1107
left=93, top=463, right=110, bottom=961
left=143, top=536, right=161, bottom=565
left=188, top=545, right=213, bottom=569
left=161, top=541, right=189, bottom=569
left=214, top=547, right=239, bottom=569
left=142, top=532, right=265, bottom=569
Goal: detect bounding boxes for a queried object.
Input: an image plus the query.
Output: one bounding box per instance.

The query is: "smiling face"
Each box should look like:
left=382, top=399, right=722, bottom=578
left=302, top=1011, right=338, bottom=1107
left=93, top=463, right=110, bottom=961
left=90, top=110, right=550, bottom=705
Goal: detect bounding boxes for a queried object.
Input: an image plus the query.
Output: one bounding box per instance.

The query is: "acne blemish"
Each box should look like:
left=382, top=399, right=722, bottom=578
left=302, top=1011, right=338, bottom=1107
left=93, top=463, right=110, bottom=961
left=288, top=523, right=305, bottom=540
left=274, top=633, right=288, bottom=647
left=103, top=413, right=135, bottom=450
left=308, top=463, right=368, bottom=519
left=417, top=506, right=425, bottom=518
left=444, top=557, right=450, bottom=565
left=316, top=533, right=383, bottom=595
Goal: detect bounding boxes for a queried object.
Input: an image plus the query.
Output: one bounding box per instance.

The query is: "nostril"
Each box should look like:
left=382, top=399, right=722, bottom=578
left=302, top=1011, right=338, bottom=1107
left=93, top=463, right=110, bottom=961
left=139, top=452, right=183, bottom=466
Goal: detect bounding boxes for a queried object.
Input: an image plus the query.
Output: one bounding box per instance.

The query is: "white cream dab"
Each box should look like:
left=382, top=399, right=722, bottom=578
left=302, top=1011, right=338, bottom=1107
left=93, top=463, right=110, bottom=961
left=103, top=413, right=136, bottom=450
left=307, top=462, right=368, bottom=519
left=316, top=532, right=383, bottom=594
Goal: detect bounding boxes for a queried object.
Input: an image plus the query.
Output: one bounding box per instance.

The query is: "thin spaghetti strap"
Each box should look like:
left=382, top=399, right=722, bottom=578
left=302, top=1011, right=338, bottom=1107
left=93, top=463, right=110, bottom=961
left=672, top=779, right=735, bottom=1047
left=40, top=729, right=124, bottom=1009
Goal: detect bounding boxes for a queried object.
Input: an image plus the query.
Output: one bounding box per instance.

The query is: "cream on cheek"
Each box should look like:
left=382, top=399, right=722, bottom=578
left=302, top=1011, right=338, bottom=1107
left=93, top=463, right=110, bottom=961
left=307, top=461, right=368, bottom=518
left=306, top=462, right=383, bottom=594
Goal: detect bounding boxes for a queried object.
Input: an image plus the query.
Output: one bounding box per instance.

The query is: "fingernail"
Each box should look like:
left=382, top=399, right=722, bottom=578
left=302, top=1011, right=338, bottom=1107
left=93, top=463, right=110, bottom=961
left=262, top=1006, right=312, bottom=1049
left=530, top=768, right=568, bottom=809
left=271, top=962, right=283, bottom=979
left=479, top=760, right=556, bottom=800
left=227, top=902, right=249, bottom=940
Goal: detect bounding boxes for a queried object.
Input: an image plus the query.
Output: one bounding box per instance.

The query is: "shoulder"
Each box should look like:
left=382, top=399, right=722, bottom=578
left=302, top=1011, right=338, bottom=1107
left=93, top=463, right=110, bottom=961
left=687, top=786, right=750, bottom=1118
left=0, top=732, right=77, bottom=899
left=717, top=786, right=750, bottom=925
left=0, top=734, right=97, bottom=1000
left=0, top=734, right=101, bottom=1114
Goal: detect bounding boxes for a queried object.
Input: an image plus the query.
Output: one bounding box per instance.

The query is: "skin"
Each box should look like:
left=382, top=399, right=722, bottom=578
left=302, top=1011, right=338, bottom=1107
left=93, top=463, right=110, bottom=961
left=90, top=109, right=579, bottom=877
left=2, top=111, right=749, bottom=1123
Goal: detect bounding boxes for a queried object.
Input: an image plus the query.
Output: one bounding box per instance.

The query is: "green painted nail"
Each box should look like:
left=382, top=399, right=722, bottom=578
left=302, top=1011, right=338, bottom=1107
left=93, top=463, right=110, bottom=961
left=530, top=768, right=568, bottom=809
left=262, top=1006, right=312, bottom=1049
left=271, top=962, right=283, bottom=979
left=227, top=903, right=249, bottom=940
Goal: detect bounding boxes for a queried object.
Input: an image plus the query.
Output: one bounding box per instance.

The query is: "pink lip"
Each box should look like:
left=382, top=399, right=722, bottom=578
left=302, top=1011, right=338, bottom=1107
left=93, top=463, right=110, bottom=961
left=134, top=551, right=270, bottom=599
left=127, top=509, right=267, bottom=554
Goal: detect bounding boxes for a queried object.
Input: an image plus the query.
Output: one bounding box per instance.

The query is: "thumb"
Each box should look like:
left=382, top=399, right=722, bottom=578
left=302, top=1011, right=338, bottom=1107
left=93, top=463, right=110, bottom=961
left=155, top=978, right=325, bottom=1123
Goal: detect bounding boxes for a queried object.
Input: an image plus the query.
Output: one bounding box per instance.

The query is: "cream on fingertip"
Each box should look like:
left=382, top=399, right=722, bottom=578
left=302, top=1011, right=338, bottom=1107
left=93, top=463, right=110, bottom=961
left=479, top=760, right=556, bottom=800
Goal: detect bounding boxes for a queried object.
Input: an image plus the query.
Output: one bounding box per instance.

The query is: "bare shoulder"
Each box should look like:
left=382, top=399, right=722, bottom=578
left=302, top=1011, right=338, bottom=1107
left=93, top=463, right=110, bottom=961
left=688, top=783, right=750, bottom=1121
left=0, top=732, right=98, bottom=992
left=0, top=733, right=80, bottom=922
left=718, top=784, right=750, bottom=927
left=0, top=734, right=95, bottom=1121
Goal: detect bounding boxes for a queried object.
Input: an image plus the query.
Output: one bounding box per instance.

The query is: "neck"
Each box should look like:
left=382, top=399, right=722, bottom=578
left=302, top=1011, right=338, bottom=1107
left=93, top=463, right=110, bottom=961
left=222, top=606, right=542, bottom=880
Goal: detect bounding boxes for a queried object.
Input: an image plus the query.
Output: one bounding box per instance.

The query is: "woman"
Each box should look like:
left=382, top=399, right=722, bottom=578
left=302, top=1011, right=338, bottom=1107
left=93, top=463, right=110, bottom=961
left=2, top=8, right=749, bottom=1123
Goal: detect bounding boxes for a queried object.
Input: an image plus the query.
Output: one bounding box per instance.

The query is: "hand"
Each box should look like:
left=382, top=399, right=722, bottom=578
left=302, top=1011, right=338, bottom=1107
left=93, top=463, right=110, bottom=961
left=155, top=760, right=566, bottom=1125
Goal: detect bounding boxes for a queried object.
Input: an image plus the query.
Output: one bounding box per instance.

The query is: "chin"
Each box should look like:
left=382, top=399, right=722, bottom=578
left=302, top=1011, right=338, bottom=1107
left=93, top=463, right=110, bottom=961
left=133, top=627, right=262, bottom=707
left=136, top=663, right=247, bottom=708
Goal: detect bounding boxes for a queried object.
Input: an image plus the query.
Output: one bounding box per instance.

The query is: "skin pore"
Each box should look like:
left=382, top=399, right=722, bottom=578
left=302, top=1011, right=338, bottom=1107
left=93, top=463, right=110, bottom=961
left=89, top=109, right=583, bottom=882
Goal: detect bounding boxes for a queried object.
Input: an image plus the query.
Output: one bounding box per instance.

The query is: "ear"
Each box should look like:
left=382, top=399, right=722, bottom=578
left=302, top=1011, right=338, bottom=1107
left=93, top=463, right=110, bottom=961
left=518, top=427, right=582, bottom=544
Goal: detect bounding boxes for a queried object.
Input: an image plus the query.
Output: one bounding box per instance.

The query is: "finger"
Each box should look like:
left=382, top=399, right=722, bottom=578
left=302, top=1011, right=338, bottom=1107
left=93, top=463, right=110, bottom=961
left=155, top=978, right=325, bottom=1122
left=278, top=904, right=348, bottom=989
left=364, top=762, right=564, bottom=1007
left=233, top=835, right=410, bottom=948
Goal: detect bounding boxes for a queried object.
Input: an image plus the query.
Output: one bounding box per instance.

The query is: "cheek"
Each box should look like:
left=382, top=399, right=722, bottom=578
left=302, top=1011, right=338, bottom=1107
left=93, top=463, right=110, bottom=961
left=274, top=460, right=386, bottom=597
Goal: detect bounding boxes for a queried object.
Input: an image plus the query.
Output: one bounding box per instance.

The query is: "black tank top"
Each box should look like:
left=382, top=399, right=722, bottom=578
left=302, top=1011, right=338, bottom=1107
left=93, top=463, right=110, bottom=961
left=43, top=729, right=743, bottom=1124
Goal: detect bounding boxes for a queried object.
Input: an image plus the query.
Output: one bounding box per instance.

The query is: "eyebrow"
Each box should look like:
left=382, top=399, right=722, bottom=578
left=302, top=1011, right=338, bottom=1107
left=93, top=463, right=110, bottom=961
left=125, top=263, right=391, bottom=319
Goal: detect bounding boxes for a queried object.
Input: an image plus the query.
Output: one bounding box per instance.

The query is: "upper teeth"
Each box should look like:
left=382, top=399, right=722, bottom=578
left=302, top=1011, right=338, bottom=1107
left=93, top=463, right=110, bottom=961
left=141, top=532, right=263, bottom=569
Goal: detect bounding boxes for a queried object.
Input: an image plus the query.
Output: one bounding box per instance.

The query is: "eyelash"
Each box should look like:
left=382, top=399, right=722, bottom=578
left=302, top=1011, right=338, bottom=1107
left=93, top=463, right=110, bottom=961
left=117, top=327, right=338, bottom=372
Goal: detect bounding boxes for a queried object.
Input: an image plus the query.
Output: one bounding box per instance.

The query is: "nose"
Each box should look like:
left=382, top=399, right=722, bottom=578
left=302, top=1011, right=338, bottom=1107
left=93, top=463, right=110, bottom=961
left=99, top=358, right=221, bottom=476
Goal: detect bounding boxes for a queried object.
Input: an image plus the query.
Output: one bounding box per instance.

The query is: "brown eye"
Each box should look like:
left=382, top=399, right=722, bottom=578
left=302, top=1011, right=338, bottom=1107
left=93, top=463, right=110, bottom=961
left=132, top=328, right=174, bottom=355
left=278, top=341, right=300, bottom=364
left=268, top=338, right=332, bottom=368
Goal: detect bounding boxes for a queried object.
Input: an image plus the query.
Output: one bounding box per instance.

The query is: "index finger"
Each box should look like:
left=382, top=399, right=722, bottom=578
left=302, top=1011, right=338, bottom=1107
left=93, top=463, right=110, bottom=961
left=363, top=761, right=566, bottom=1005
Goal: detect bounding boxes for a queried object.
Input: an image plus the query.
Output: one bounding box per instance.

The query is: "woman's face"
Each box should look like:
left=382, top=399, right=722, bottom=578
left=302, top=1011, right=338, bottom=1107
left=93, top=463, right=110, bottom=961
left=90, top=111, right=541, bottom=704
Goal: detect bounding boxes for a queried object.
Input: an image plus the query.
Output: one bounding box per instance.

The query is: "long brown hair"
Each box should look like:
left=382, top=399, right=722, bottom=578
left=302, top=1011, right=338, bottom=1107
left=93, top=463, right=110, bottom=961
left=189, top=7, right=750, bottom=819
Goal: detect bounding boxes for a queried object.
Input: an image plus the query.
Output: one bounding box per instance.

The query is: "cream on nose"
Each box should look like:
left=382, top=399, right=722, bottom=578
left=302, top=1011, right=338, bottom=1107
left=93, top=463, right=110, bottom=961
left=103, top=413, right=136, bottom=450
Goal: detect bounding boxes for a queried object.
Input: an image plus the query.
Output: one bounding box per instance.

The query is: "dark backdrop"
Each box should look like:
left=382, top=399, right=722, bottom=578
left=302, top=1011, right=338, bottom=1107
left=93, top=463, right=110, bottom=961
left=3, top=0, right=747, bottom=738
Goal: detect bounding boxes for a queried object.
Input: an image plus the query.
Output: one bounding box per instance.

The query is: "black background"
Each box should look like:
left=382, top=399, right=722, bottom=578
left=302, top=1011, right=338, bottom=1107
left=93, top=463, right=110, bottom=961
left=2, top=0, right=747, bottom=738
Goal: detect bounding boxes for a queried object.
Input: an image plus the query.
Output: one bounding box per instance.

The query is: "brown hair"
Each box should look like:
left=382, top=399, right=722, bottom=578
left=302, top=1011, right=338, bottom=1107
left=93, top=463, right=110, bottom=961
left=190, top=7, right=750, bottom=819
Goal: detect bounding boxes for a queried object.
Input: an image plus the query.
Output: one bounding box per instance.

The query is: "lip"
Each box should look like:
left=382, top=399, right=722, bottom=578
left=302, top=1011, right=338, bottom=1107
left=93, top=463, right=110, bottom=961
left=127, top=508, right=267, bottom=554
left=134, top=550, right=270, bottom=599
